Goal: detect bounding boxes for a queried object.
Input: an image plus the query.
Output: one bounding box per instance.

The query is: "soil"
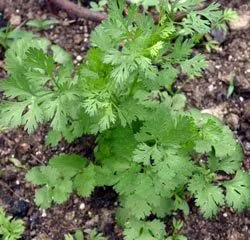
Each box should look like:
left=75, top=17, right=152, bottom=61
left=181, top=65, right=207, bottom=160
left=0, top=0, right=250, bottom=239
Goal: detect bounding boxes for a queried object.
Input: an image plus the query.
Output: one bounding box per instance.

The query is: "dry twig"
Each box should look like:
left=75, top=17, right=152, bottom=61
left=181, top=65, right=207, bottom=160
left=48, top=0, right=107, bottom=22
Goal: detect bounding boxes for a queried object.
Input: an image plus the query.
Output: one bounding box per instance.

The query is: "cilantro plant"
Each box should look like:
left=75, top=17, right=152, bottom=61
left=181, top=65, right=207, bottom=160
left=0, top=1, right=249, bottom=239
left=0, top=208, right=25, bottom=240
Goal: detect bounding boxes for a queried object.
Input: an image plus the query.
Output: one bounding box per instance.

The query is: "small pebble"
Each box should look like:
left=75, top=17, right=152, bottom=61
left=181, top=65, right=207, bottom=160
left=74, top=34, right=83, bottom=44
left=30, top=230, right=36, bottom=236
left=225, top=113, right=240, bottom=129
left=10, top=14, right=21, bottom=26
left=65, top=211, right=75, bottom=221
left=35, top=151, right=42, bottom=156
left=229, top=11, right=250, bottom=30
left=79, top=203, right=85, bottom=210
left=19, top=142, right=30, bottom=153
left=223, top=212, right=228, bottom=217
left=76, top=55, right=83, bottom=62
left=244, top=142, right=250, bottom=151
left=41, top=209, right=47, bottom=217
left=208, top=84, right=214, bottom=92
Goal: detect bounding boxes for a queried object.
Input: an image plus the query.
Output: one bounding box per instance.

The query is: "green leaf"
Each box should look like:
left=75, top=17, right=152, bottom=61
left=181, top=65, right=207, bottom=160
left=49, top=154, right=88, bottom=177
left=122, top=194, right=152, bottom=219
left=149, top=64, right=178, bottom=91
left=51, top=45, right=72, bottom=64
left=223, top=171, right=250, bottom=211
left=64, top=234, right=74, bottom=240
left=26, top=167, right=48, bottom=185
left=124, top=219, right=166, bottom=240
left=74, top=164, right=96, bottom=197
left=197, top=3, right=222, bottom=23
left=181, top=54, right=207, bottom=78
left=174, top=0, right=202, bottom=12
left=118, top=99, right=148, bottom=126
left=133, top=144, right=156, bottom=165
left=0, top=101, right=29, bottom=128
left=194, top=116, right=238, bottom=158
left=40, top=166, right=60, bottom=185
left=26, top=19, right=59, bottom=30
left=46, top=130, right=62, bottom=146
left=208, top=143, right=243, bottom=174
left=180, top=13, right=211, bottom=35
left=188, top=174, right=224, bottom=218
left=7, top=29, right=34, bottom=40
left=25, top=47, right=55, bottom=75
left=5, top=38, right=50, bottom=77
left=89, top=229, right=105, bottom=240
left=35, top=186, right=53, bottom=209
left=53, top=178, right=73, bottom=204
left=169, top=38, right=194, bottom=62
left=75, top=230, right=84, bottom=240
left=151, top=197, right=174, bottom=217
left=22, top=97, right=44, bottom=133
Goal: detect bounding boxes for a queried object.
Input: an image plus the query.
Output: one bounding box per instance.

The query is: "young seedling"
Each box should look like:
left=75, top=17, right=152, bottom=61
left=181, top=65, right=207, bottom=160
left=26, top=19, right=60, bottom=30
left=166, top=219, right=187, bottom=240
left=227, top=73, right=235, bottom=98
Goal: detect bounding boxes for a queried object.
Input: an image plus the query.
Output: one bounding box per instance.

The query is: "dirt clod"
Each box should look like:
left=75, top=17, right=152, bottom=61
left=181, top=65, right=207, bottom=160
left=225, top=113, right=240, bottom=129
left=11, top=200, right=30, bottom=218
left=229, top=11, right=250, bottom=30
left=9, top=14, right=21, bottom=25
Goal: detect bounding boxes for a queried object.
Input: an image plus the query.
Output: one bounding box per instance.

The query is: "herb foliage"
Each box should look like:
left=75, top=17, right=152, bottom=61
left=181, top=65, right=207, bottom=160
left=0, top=208, right=25, bottom=240
left=0, top=1, right=248, bottom=239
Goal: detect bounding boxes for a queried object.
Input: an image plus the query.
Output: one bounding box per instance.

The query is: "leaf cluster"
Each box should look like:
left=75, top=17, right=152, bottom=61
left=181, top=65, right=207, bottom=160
left=0, top=208, right=25, bottom=240
left=1, top=1, right=248, bottom=240
left=0, top=0, right=231, bottom=142
left=64, top=229, right=105, bottom=240
left=26, top=154, right=96, bottom=208
left=26, top=103, right=250, bottom=238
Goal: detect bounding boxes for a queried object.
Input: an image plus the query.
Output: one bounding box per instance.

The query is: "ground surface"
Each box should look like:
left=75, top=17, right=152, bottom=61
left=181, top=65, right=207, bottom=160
left=0, top=0, right=250, bottom=239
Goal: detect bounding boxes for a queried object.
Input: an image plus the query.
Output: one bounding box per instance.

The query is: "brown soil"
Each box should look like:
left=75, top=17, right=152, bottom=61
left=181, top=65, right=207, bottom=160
left=0, top=0, right=250, bottom=239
